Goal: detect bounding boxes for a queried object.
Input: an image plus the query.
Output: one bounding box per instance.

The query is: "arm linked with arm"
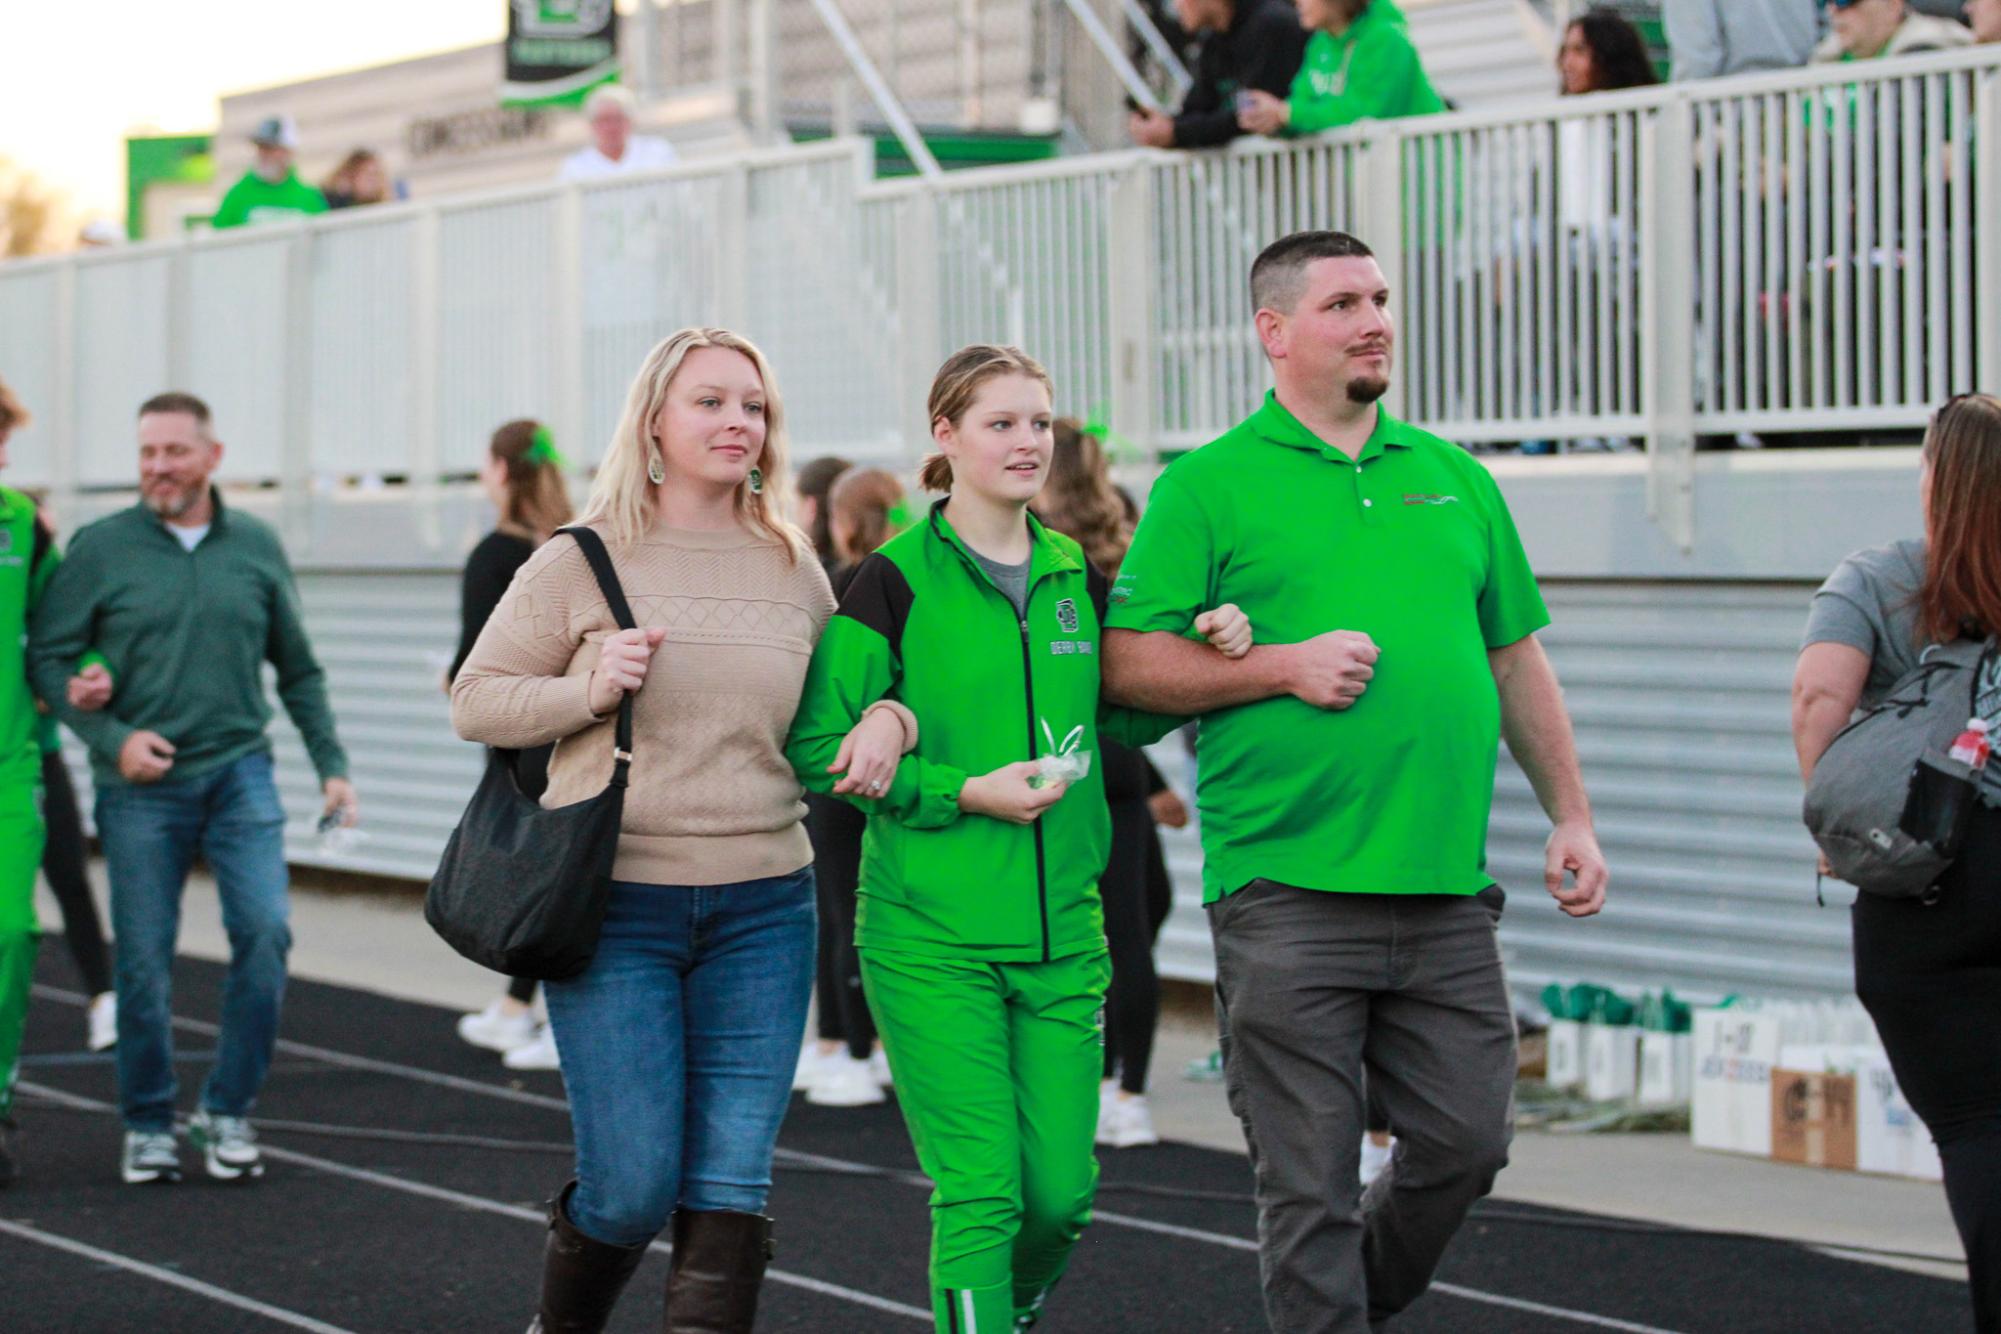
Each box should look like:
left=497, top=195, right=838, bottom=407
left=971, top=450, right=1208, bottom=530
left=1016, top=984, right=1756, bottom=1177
left=26, top=534, right=136, bottom=766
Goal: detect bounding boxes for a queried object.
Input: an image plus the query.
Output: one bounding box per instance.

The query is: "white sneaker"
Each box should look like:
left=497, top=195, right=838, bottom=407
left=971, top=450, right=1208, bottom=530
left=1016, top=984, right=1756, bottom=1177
left=807, top=1053, right=886, bottom=1107
left=457, top=1000, right=538, bottom=1053
left=87, top=992, right=117, bottom=1053
left=1099, top=1093, right=1159, bottom=1149
left=1095, top=1081, right=1119, bottom=1145
left=187, top=1109, right=263, bottom=1181
left=120, top=1131, right=181, bottom=1185
left=868, top=1045, right=893, bottom=1088
left=793, top=1041, right=834, bottom=1092
left=501, top=1025, right=561, bottom=1071
left=1360, top=1135, right=1395, bottom=1187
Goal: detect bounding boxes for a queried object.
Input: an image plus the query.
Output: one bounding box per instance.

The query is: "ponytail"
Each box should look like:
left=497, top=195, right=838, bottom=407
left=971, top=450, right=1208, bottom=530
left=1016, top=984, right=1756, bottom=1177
left=918, top=452, right=954, bottom=493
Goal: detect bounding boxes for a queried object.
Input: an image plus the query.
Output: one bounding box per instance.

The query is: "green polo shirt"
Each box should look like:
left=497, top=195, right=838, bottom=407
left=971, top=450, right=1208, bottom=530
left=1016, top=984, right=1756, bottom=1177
left=1107, top=393, right=1548, bottom=903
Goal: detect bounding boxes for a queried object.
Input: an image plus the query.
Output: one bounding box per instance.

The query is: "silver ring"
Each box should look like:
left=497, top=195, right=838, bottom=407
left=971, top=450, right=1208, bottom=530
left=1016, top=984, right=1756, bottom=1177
left=869, top=780, right=884, bottom=792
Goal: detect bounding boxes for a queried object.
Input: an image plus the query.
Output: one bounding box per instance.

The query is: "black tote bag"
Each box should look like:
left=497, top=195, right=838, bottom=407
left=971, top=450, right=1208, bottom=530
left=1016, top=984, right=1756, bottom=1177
left=425, top=526, right=638, bottom=982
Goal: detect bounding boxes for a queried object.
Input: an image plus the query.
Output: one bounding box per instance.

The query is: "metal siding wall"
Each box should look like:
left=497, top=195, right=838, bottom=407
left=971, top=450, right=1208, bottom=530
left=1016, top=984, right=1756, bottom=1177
left=0, top=267, right=61, bottom=490
left=1153, top=580, right=1843, bottom=1005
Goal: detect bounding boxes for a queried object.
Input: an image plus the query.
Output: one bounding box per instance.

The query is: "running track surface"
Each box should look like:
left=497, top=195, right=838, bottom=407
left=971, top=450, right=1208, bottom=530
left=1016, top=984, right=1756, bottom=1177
left=2, top=943, right=1971, bottom=1334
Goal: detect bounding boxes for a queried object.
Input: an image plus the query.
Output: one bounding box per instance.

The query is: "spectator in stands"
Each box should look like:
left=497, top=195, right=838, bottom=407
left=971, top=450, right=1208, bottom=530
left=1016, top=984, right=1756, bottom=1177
left=1128, top=0, right=1309, bottom=149
left=320, top=149, right=396, bottom=210
left=29, top=391, right=358, bottom=1188
left=559, top=84, right=679, bottom=181
left=450, top=420, right=574, bottom=1075
left=212, top=116, right=327, bottom=230
left=1665, top=0, right=1823, bottom=80
left=797, top=465, right=910, bottom=1109
left=1560, top=10, right=1663, bottom=94
left=1813, top=0, right=1972, bottom=62
left=1793, top=393, right=2001, bottom=1334
left=1237, top=0, right=1444, bottom=137
left=1970, top=0, right=2001, bottom=41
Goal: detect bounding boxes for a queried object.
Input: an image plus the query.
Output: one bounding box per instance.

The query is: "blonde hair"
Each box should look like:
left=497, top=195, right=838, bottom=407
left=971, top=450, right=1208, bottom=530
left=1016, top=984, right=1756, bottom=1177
left=919, top=344, right=1054, bottom=493
left=579, top=327, right=804, bottom=558
left=489, top=419, right=575, bottom=543
left=829, top=467, right=907, bottom=563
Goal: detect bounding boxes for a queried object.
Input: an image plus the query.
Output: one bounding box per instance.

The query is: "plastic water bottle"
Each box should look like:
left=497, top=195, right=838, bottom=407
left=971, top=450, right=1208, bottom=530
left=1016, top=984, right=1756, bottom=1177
left=1948, top=718, right=1993, bottom=771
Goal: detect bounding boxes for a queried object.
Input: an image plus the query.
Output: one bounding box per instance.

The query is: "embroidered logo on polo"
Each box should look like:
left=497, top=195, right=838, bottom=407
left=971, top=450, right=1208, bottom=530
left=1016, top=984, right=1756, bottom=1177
left=1402, top=494, right=1461, bottom=506
left=1054, top=597, right=1080, bottom=635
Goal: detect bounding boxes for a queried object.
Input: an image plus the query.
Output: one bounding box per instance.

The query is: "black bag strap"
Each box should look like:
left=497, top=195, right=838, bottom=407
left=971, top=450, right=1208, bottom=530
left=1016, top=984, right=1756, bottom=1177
left=560, top=526, right=639, bottom=787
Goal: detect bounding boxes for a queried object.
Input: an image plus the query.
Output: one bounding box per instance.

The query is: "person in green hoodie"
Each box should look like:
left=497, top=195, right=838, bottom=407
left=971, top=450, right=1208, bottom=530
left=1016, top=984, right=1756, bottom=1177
left=787, top=345, right=1251, bottom=1333
left=1236, top=0, right=1445, bottom=138
left=211, top=116, right=328, bottom=231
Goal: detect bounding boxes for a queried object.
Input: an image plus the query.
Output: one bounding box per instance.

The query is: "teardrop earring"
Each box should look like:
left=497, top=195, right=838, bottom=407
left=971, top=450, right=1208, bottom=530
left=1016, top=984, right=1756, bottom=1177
left=647, top=451, right=666, bottom=486
left=747, top=467, right=764, bottom=495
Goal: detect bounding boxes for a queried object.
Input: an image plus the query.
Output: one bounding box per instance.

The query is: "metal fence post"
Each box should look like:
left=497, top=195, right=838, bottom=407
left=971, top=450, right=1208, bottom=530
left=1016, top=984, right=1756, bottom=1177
left=717, top=163, right=751, bottom=331
left=409, top=206, right=444, bottom=551
left=1107, top=158, right=1158, bottom=462
left=1977, top=68, right=2001, bottom=396
left=281, top=231, right=315, bottom=552
left=51, top=263, right=78, bottom=525
left=1642, top=96, right=1697, bottom=552
left=1364, top=126, right=1409, bottom=422
left=896, top=187, right=943, bottom=455
left=552, top=186, right=587, bottom=488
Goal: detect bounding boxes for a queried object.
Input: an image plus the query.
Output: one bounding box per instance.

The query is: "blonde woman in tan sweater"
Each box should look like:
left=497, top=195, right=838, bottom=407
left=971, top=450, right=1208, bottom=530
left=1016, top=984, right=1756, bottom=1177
left=452, top=327, right=915, bottom=1334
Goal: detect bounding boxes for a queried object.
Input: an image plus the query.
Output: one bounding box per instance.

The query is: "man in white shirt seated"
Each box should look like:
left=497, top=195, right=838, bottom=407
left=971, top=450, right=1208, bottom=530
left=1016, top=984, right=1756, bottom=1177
left=558, top=85, right=679, bottom=182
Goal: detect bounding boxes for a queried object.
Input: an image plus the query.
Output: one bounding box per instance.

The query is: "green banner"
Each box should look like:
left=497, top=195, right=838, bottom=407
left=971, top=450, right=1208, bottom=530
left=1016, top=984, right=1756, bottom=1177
left=502, top=0, right=619, bottom=108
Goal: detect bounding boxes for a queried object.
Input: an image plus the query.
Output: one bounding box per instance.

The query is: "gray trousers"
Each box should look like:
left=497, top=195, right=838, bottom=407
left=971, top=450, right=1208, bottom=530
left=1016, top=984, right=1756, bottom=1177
left=1209, top=880, right=1516, bottom=1333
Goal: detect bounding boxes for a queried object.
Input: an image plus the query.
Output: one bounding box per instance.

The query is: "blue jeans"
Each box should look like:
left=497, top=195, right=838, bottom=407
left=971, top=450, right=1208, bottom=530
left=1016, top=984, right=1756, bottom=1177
left=95, top=750, right=292, bottom=1133
left=545, top=869, right=817, bottom=1247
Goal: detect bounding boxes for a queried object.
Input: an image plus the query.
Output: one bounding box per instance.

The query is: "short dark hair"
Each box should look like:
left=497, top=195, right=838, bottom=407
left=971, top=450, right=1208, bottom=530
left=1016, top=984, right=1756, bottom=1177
left=137, top=391, right=213, bottom=432
left=1250, top=231, right=1376, bottom=317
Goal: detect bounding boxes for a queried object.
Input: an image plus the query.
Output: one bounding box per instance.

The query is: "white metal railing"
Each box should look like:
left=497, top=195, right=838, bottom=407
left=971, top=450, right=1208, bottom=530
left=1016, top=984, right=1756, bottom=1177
left=2, top=47, right=1996, bottom=554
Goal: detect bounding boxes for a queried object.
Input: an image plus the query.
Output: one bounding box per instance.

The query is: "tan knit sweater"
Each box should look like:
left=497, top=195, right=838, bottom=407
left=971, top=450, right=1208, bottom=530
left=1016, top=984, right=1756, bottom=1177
left=451, top=521, right=838, bottom=887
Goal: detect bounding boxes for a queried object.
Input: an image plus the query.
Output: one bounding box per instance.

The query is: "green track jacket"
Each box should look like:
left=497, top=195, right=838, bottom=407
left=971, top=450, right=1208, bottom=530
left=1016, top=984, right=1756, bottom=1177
left=787, top=505, right=1180, bottom=963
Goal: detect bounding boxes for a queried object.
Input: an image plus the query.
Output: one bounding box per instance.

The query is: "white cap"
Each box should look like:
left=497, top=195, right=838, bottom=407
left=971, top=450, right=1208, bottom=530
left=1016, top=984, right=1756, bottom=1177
left=79, top=219, right=126, bottom=246
left=250, top=114, right=299, bottom=150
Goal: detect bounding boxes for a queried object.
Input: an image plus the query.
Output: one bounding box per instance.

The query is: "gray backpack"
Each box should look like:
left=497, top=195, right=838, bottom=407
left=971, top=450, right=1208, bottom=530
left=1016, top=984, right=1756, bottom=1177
left=1803, top=636, right=1996, bottom=900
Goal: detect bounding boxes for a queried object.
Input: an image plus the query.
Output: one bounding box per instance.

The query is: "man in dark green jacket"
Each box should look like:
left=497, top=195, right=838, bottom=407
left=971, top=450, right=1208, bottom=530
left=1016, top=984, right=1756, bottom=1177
left=28, top=391, right=356, bottom=1187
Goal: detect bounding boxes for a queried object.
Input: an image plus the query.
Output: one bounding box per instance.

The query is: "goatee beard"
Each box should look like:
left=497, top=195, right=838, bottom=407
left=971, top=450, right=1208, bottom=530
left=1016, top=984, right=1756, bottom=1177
left=1348, top=375, right=1389, bottom=405
left=146, top=488, right=197, bottom=520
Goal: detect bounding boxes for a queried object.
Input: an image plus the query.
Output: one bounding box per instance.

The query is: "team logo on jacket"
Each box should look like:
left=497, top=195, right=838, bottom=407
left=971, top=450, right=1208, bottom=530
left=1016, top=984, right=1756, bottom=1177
left=1055, top=597, right=1080, bottom=635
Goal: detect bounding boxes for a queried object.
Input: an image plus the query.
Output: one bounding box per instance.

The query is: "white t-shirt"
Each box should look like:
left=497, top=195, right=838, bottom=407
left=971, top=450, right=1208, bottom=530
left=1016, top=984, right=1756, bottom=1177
left=170, top=523, right=209, bottom=552
left=559, top=136, right=679, bottom=182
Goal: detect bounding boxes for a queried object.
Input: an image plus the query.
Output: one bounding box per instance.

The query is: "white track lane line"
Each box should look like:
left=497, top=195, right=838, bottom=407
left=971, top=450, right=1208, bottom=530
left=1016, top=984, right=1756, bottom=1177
left=15, top=1079, right=931, bottom=1324
left=0, top=1217, right=360, bottom=1334
left=32, top=985, right=1685, bottom=1333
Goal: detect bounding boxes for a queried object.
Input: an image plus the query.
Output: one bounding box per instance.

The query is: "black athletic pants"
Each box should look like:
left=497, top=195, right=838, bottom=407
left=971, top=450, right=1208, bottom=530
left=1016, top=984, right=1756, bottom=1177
left=807, top=791, right=874, bottom=1060
left=1854, top=801, right=2001, bottom=1333
left=40, top=749, right=113, bottom=996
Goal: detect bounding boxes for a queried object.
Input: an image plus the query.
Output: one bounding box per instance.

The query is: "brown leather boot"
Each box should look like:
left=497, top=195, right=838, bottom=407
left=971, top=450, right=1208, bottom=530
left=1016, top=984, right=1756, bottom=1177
left=526, top=1182, right=650, bottom=1334
left=663, top=1209, right=774, bottom=1333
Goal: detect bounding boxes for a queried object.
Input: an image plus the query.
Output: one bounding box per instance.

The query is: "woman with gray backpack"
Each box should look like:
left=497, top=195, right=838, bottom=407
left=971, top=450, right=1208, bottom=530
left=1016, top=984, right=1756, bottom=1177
left=1793, top=392, right=2001, bottom=1333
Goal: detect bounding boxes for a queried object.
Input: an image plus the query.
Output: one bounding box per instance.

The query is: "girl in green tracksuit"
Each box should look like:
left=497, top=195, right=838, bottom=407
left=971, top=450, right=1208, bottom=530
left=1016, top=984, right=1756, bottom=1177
left=786, top=345, right=1250, bottom=1333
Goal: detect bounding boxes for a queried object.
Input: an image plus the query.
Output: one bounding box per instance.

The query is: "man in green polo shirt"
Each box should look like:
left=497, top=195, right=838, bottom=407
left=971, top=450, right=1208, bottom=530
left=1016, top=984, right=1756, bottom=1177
left=1102, top=229, right=1608, bottom=1333
left=211, top=116, right=327, bottom=231
left=29, top=391, right=357, bottom=1188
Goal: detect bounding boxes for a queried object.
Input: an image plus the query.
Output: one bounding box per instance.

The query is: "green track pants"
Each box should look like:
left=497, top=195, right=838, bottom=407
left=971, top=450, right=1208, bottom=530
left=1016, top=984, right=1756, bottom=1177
left=0, top=774, right=45, bottom=1120
left=861, top=946, right=1110, bottom=1334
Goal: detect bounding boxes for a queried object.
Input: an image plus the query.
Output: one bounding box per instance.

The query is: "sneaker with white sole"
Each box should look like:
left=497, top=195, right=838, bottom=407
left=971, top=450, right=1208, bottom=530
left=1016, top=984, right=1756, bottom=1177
left=87, top=992, right=117, bottom=1053
left=1099, top=1093, right=1159, bottom=1149
left=1360, top=1135, right=1395, bottom=1186
left=120, top=1130, right=182, bottom=1185
left=188, top=1109, right=263, bottom=1181
left=502, top=1024, right=561, bottom=1071
left=868, top=1046, right=893, bottom=1088
left=793, top=1041, right=835, bottom=1092
left=807, top=1053, right=886, bottom=1107
left=1095, top=1081, right=1119, bottom=1146
left=456, top=999, right=538, bottom=1053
